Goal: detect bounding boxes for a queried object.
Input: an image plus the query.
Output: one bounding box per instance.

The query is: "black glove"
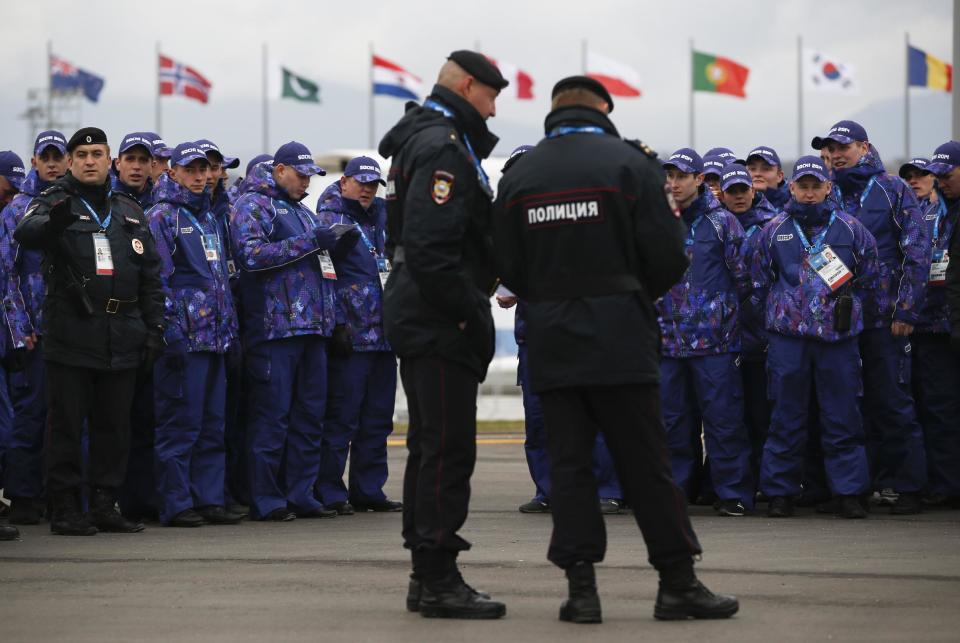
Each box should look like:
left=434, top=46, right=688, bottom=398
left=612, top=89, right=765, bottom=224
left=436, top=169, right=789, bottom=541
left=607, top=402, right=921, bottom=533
left=329, top=324, right=354, bottom=358
left=3, top=348, right=29, bottom=373
left=141, top=328, right=164, bottom=373
left=48, top=196, right=78, bottom=233
left=332, top=227, right=361, bottom=259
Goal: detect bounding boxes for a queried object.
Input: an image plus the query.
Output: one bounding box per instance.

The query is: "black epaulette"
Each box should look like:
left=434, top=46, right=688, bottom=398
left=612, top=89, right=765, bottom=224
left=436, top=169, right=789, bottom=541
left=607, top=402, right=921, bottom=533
left=625, top=139, right=658, bottom=159
left=38, top=184, right=67, bottom=199
left=112, top=190, right=140, bottom=208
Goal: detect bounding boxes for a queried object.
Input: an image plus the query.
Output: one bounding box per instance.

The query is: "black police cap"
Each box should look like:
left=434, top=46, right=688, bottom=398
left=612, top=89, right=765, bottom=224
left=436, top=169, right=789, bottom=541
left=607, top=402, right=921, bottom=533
left=67, top=127, right=108, bottom=152
left=447, top=50, right=509, bottom=90
left=551, top=75, right=615, bottom=113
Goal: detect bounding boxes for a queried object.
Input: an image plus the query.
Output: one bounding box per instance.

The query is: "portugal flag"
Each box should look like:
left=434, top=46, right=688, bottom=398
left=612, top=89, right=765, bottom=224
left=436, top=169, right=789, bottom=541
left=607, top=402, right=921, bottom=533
left=692, top=51, right=749, bottom=98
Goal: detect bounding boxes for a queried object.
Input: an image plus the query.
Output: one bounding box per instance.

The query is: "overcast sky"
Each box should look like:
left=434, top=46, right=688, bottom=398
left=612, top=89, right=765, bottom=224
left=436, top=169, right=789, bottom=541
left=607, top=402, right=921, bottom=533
left=0, top=0, right=953, bottom=168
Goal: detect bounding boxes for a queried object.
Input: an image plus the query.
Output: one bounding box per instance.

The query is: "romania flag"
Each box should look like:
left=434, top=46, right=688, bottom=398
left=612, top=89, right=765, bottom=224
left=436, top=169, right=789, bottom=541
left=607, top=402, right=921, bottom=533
left=692, top=51, right=749, bottom=98
left=908, top=46, right=952, bottom=91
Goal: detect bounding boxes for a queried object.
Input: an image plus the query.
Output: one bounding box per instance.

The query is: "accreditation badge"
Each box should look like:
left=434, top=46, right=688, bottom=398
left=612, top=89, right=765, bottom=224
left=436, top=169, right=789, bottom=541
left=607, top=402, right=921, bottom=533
left=929, top=249, right=949, bottom=285
left=378, top=257, right=391, bottom=289
left=201, top=234, right=220, bottom=262
left=93, top=233, right=114, bottom=276
left=318, top=251, right=337, bottom=280
left=809, top=245, right=852, bottom=291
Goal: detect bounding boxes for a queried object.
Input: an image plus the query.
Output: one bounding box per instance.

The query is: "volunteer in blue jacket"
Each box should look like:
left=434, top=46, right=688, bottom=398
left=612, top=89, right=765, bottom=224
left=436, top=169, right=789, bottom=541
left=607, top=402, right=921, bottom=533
left=111, top=133, right=155, bottom=209
left=916, top=142, right=960, bottom=507
left=812, top=121, right=930, bottom=514
left=745, top=146, right=790, bottom=210
left=231, top=141, right=359, bottom=521
left=315, top=156, right=402, bottom=514
left=658, top=148, right=754, bottom=516
left=752, top=156, right=880, bottom=518
left=718, top=163, right=779, bottom=483
left=147, top=143, right=242, bottom=527
left=0, top=134, right=67, bottom=524
left=900, top=158, right=939, bottom=219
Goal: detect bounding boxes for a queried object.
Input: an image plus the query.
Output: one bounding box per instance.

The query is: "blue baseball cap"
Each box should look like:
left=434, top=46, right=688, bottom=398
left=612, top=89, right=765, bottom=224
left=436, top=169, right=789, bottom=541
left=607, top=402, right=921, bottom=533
left=273, top=141, right=325, bottom=176
left=246, top=153, right=273, bottom=177
left=720, top=163, right=753, bottom=191
left=926, top=141, right=960, bottom=176
left=745, top=146, right=781, bottom=168
left=0, top=151, right=27, bottom=190
left=144, top=132, right=172, bottom=159
left=344, top=156, right=385, bottom=185
left=811, top=120, right=868, bottom=150
left=899, top=157, right=931, bottom=178
left=171, top=142, right=209, bottom=167
left=702, top=154, right=729, bottom=178
left=792, top=155, right=830, bottom=182
left=33, top=130, right=67, bottom=157
left=704, top=147, right=737, bottom=162
left=195, top=139, right=239, bottom=169
left=118, top=132, right=155, bottom=157
left=663, top=148, right=703, bottom=174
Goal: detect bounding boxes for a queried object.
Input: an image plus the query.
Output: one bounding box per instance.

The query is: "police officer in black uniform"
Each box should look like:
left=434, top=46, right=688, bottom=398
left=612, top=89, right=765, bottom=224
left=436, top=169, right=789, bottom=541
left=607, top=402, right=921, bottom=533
left=378, top=51, right=506, bottom=619
left=492, top=77, right=739, bottom=624
left=14, top=127, right=164, bottom=536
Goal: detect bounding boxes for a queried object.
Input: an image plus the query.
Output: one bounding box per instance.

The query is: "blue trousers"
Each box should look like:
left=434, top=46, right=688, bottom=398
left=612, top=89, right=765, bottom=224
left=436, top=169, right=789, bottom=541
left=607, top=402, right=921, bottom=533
left=0, top=365, right=9, bottom=487
left=761, top=335, right=870, bottom=497
left=912, top=333, right=960, bottom=496
left=860, top=328, right=927, bottom=493
left=518, top=345, right=622, bottom=501
left=3, top=346, right=46, bottom=499
left=317, top=351, right=397, bottom=505
left=154, top=352, right=227, bottom=524
left=661, top=353, right=754, bottom=506
left=245, top=336, right=327, bottom=519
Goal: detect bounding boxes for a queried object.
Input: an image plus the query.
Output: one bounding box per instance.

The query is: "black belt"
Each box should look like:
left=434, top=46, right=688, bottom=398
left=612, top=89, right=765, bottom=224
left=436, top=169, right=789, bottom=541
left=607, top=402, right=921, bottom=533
left=101, top=297, right=139, bottom=314
left=526, top=274, right=642, bottom=302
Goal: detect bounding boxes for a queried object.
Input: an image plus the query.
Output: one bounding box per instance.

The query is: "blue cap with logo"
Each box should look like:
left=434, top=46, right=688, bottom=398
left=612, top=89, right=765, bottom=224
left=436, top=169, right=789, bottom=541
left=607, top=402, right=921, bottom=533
left=144, top=132, right=172, bottom=159
left=0, top=151, right=27, bottom=190
left=925, top=141, right=960, bottom=176
left=663, top=148, right=703, bottom=174
left=171, top=142, right=209, bottom=167
left=811, top=120, right=868, bottom=150
left=118, top=132, right=155, bottom=157
left=792, top=155, right=831, bottom=182
left=195, top=139, right=239, bottom=169
left=33, top=130, right=67, bottom=157
left=745, top=145, right=781, bottom=168
left=344, top=156, right=385, bottom=185
left=246, top=153, right=273, bottom=177
left=898, top=157, right=931, bottom=178
left=702, top=154, right=729, bottom=178
left=273, top=141, right=326, bottom=176
left=705, top=147, right=737, bottom=162
left=720, top=163, right=753, bottom=191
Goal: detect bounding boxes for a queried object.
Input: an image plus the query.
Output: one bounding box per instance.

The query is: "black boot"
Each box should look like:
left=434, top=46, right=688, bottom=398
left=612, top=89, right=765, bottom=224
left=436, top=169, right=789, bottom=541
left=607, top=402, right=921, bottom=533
left=89, top=488, right=145, bottom=533
left=408, top=569, right=490, bottom=613
left=0, top=523, right=20, bottom=541
left=50, top=491, right=97, bottom=536
left=559, top=561, right=602, bottom=624
left=8, top=498, right=41, bottom=525
left=415, top=550, right=505, bottom=619
left=655, top=561, right=739, bottom=620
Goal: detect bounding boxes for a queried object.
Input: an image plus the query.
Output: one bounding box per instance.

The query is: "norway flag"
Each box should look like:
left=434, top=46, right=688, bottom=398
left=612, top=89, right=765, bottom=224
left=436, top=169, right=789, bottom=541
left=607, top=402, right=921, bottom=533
left=159, top=54, right=212, bottom=104
left=372, top=55, right=422, bottom=101
left=486, top=57, right=534, bottom=99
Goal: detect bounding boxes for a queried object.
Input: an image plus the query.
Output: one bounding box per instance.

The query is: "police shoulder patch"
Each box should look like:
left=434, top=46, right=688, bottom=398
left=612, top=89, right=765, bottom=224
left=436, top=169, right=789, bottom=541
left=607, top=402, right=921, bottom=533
left=626, top=139, right=658, bottom=159
left=431, top=171, right=454, bottom=205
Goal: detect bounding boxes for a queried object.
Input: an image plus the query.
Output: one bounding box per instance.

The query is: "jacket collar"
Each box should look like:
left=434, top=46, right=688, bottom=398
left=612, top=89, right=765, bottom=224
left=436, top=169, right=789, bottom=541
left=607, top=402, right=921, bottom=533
left=543, top=106, right=620, bottom=137
left=427, top=85, right=499, bottom=160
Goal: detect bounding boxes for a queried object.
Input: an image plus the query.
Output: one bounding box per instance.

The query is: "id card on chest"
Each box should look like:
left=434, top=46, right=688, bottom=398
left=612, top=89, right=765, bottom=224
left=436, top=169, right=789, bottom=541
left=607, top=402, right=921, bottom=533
left=319, top=251, right=337, bottom=280
left=93, top=233, right=114, bottom=276
left=929, top=249, right=949, bottom=285
left=809, top=245, right=852, bottom=291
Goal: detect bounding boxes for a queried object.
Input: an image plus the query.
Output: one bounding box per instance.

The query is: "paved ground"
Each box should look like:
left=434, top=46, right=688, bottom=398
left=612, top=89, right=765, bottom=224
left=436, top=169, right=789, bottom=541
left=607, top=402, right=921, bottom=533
left=2, top=443, right=958, bottom=642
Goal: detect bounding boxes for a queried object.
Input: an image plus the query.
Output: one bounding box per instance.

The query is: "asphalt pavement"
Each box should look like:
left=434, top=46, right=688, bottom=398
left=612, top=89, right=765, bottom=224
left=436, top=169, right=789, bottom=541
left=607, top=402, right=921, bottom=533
left=2, top=442, right=958, bottom=642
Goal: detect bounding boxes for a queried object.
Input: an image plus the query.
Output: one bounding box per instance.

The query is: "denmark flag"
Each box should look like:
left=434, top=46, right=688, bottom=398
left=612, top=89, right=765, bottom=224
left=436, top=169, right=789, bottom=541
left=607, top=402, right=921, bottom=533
left=159, top=54, right=212, bottom=104
left=486, top=57, right=534, bottom=99
left=586, top=51, right=642, bottom=97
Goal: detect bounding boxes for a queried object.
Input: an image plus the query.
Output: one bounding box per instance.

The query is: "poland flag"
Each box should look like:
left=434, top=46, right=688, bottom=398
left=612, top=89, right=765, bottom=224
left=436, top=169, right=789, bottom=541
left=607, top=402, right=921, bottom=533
left=586, top=51, right=642, bottom=97
left=486, top=57, right=534, bottom=99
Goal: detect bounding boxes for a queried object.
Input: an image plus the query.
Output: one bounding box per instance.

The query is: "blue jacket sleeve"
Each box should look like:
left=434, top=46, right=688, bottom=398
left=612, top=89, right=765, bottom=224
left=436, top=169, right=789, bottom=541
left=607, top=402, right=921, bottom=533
left=891, top=181, right=930, bottom=324
left=0, top=199, right=33, bottom=347
left=231, top=195, right=331, bottom=272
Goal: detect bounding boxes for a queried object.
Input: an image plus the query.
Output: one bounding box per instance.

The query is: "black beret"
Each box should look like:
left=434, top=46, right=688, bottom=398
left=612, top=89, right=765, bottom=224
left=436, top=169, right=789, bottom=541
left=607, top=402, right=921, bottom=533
left=551, top=75, right=615, bottom=113
left=448, top=50, right=509, bottom=90
left=67, top=127, right=108, bottom=152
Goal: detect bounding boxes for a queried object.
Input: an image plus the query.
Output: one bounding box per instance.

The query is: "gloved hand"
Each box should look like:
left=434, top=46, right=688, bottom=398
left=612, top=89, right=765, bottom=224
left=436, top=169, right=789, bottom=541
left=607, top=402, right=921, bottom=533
left=314, top=225, right=339, bottom=250
left=3, top=348, right=29, bottom=373
left=333, top=227, right=361, bottom=258
left=329, top=324, right=353, bottom=358
left=141, top=327, right=164, bottom=373
left=162, top=339, right=188, bottom=371
left=48, top=196, right=78, bottom=233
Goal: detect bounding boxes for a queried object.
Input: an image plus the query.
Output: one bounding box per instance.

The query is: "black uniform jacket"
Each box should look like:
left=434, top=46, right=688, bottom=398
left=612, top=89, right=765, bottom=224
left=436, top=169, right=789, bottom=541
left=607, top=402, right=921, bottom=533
left=14, top=173, right=164, bottom=370
left=379, top=85, right=499, bottom=379
left=493, top=106, right=688, bottom=393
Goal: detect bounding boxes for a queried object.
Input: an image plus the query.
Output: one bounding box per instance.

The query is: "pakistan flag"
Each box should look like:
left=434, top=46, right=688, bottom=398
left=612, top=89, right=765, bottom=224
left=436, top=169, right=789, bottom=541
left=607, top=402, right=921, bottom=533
left=281, top=68, right=321, bottom=103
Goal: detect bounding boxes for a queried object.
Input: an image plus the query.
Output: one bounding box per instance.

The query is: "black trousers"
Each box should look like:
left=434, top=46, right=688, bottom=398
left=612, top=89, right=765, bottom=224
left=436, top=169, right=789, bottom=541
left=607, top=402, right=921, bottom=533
left=119, top=367, right=157, bottom=515
left=539, top=384, right=703, bottom=570
left=400, top=357, right=478, bottom=554
left=45, top=362, right=138, bottom=494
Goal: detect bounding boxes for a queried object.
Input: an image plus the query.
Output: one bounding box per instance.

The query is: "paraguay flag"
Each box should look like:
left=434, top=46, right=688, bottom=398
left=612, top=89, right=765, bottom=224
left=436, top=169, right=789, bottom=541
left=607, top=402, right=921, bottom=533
left=908, top=46, right=952, bottom=91
left=372, top=55, right=422, bottom=101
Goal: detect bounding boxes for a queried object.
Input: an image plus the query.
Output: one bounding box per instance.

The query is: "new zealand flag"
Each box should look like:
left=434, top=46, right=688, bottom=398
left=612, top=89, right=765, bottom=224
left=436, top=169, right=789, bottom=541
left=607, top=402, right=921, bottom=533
left=50, top=55, right=105, bottom=103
